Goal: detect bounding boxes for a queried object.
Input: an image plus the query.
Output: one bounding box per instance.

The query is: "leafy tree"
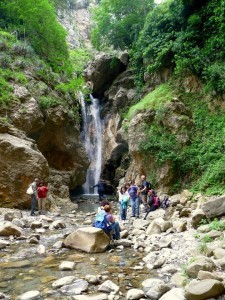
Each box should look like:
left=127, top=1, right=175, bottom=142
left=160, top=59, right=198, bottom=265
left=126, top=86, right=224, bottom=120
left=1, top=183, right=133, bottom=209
left=91, top=0, right=154, bottom=50
left=0, top=0, right=69, bottom=69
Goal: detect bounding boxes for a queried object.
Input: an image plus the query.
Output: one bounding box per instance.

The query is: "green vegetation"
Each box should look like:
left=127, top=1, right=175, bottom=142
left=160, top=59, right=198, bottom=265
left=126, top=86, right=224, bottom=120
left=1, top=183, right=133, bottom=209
left=39, top=96, right=61, bottom=109
left=125, top=83, right=173, bottom=120
left=208, top=218, right=225, bottom=232
left=0, top=0, right=68, bottom=70
left=91, top=0, right=154, bottom=50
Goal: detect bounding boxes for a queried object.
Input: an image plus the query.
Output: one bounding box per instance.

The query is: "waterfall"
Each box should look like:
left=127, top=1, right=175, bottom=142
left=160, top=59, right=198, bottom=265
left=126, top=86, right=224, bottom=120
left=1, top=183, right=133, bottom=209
left=80, top=94, right=102, bottom=194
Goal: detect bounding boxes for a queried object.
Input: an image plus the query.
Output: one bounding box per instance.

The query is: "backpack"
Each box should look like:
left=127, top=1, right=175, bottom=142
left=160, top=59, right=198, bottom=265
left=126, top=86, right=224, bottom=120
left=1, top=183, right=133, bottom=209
left=93, top=211, right=111, bottom=232
left=153, top=196, right=160, bottom=207
left=160, top=196, right=170, bottom=209
left=128, top=186, right=138, bottom=200
left=146, top=181, right=151, bottom=190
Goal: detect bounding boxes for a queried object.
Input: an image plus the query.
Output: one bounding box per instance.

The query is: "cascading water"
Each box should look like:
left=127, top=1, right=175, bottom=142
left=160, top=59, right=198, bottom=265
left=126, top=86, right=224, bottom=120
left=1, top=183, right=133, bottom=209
left=80, top=94, right=102, bottom=194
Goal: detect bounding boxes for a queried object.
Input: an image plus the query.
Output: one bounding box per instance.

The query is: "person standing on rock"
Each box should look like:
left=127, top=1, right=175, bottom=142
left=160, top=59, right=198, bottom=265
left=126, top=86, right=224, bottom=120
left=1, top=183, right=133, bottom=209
left=93, top=179, right=106, bottom=201
left=29, top=178, right=40, bottom=216
left=37, top=181, right=48, bottom=215
left=140, top=175, right=150, bottom=212
left=118, top=185, right=129, bottom=223
left=128, top=180, right=140, bottom=218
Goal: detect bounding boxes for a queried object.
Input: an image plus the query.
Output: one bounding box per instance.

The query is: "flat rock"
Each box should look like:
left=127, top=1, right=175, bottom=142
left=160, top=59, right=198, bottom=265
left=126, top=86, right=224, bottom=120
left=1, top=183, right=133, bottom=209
left=60, top=279, right=88, bottom=295
left=197, top=270, right=223, bottom=281
left=17, top=290, right=41, bottom=300
left=59, top=261, right=75, bottom=271
left=52, top=276, right=76, bottom=289
left=126, top=288, right=145, bottom=299
left=133, top=219, right=150, bottom=229
left=185, top=279, right=225, bottom=300
left=30, top=221, right=42, bottom=230
left=115, top=239, right=133, bottom=247
left=98, top=280, right=119, bottom=294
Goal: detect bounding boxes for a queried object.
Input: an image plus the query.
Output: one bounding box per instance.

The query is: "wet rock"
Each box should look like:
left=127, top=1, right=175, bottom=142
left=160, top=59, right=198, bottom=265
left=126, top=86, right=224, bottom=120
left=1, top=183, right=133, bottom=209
left=0, top=292, right=10, bottom=299
left=191, top=209, right=206, bottom=229
left=40, top=215, right=53, bottom=223
left=17, top=290, right=41, bottom=300
left=186, top=256, right=216, bottom=278
left=35, top=228, right=45, bottom=234
left=52, top=241, right=63, bottom=249
left=28, top=237, right=39, bottom=244
left=12, top=218, right=25, bottom=228
left=50, top=220, right=66, bottom=229
left=126, top=288, right=145, bottom=299
left=185, top=279, right=225, bottom=300
left=98, top=280, right=119, bottom=294
left=0, top=260, right=31, bottom=269
left=59, top=261, right=75, bottom=271
left=30, top=221, right=42, bottom=230
left=0, top=239, right=10, bottom=249
left=60, top=279, right=88, bottom=295
left=37, top=244, right=46, bottom=255
left=85, top=274, right=100, bottom=284
left=159, top=288, right=186, bottom=300
left=3, top=212, right=14, bottom=221
left=0, top=221, right=22, bottom=236
left=64, top=227, right=110, bottom=253
left=52, top=276, right=76, bottom=289
left=202, top=195, right=225, bottom=219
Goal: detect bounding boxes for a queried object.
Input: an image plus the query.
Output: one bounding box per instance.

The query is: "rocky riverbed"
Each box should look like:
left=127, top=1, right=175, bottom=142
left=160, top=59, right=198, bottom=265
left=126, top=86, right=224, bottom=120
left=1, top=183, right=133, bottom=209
left=0, top=192, right=225, bottom=300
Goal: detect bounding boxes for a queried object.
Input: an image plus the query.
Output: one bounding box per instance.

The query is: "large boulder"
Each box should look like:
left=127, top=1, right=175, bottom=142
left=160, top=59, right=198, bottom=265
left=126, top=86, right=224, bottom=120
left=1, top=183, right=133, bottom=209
left=186, top=256, right=215, bottom=278
left=64, top=227, right=110, bottom=253
left=0, top=133, right=49, bottom=208
left=202, top=195, right=225, bottom=219
left=0, top=221, right=22, bottom=236
left=159, top=288, right=186, bottom=300
left=185, top=279, right=225, bottom=300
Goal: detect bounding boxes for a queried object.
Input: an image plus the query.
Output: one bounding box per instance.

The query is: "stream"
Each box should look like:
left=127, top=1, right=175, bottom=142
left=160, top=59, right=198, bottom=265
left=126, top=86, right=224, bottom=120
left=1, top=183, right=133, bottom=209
left=0, top=199, right=154, bottom=299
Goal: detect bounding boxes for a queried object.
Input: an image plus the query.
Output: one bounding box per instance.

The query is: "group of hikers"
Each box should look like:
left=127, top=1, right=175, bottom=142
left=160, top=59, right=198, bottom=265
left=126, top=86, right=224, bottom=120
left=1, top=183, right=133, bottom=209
left=93, top=175, right=170, bottom=240
left=27, top=178, right=48, bottom=216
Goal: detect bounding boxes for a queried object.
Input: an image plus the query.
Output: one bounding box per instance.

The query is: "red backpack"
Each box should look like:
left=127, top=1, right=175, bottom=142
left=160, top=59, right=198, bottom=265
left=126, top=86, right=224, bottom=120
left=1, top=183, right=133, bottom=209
left=154, top=196, right=160, bottom=207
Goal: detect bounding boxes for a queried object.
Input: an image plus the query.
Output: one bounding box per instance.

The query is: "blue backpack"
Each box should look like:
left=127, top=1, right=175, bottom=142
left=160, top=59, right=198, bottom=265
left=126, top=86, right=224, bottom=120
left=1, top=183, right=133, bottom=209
left=93, top=210, right=111, bottom=233
left=128, top=186, right=138, bottom=200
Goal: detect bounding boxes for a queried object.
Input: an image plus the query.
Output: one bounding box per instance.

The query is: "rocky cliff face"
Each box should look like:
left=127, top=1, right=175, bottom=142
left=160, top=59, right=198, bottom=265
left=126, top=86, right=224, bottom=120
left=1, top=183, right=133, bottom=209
left=84, top=54, right=198, bottom=193
left=0, top=46, right=89, bottom=209
left=57, top=0, right=99, bottom=48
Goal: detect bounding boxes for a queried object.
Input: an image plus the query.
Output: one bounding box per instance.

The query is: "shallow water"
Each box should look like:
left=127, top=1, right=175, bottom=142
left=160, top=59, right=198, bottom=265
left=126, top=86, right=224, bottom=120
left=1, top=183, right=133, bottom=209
left=0, top=200, right=154, bottom=299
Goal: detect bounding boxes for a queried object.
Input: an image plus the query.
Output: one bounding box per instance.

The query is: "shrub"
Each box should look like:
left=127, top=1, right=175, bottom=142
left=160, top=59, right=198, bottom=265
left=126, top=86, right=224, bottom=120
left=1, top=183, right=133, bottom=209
left=39, top=96, right=61, bottom=109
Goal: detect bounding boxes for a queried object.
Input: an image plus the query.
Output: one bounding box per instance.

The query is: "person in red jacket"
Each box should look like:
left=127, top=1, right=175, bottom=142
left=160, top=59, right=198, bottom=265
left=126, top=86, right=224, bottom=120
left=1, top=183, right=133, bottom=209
left=37, top=182, right=48, bottom=214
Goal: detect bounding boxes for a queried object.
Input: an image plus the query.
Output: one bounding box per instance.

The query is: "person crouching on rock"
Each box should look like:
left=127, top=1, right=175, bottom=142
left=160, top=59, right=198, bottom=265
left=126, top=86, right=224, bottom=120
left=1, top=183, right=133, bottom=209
left=93, top=205, right=121, bottom=240
left=37, top=181, right=48, bottom=215
left=30, top=178, right=40, bottom=216
left=144, top=190, right=159, bottom=220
